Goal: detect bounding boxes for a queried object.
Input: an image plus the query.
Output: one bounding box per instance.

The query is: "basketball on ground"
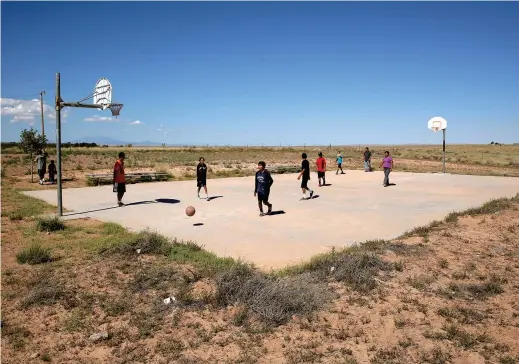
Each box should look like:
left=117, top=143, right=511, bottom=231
left=185, top=206, right=196, bottom=217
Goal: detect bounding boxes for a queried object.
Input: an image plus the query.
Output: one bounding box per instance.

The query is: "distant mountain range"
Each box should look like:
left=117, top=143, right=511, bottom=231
left=69, top=136, right=163, bottom=146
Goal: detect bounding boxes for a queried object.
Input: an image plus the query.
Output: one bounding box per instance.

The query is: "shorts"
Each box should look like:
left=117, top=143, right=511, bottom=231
left=116, top=182, right=126, bottom=194
left=197, top=179, right=206, bottom=188
left=301, top=177, right=309, bottom=189
left=337, top=163, right=342, bottom=168
left=38, top=169, right=45, bottom=179
left=317, top=171, right=325, bottom=178
left=257, top=192, right=270, bottom=203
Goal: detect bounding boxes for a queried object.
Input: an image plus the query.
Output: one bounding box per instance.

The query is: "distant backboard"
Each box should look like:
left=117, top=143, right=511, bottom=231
left=428, top=117, right=447, bottom=132
left=93, top=78, right=112, bottom=110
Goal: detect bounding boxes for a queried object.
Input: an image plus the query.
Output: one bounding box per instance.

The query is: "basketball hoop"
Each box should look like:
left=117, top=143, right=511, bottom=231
left=431, top=127, right=439, bottom=133
left=108, top=103, right=124, bottom=118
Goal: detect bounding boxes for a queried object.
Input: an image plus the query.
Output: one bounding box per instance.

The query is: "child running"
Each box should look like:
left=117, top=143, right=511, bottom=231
left=336, top=151, right=345, bottom=175
left=316, top=151, right=327, bottom=186
left=196, top=157, right=209, bottom=199
left=254, top=161, right=273, bottom=216
left=297, top=153, right=314, bottom=200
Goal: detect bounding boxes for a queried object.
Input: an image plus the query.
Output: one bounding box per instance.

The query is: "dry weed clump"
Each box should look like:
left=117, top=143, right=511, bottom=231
left=215, top=264, right=330, bottom=325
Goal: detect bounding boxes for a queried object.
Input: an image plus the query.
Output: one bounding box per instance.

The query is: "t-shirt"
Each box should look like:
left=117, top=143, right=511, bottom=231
left=382, top=156, right=393, bottom=168
left=113, top=159, right=125, bottom=183
left=255, top=170, right=273, bottom=194
left=301, top=159, right=310, bottom=179
left=35, top=154, right=46, bottom=170
left=364, top=151, right=372, bottom=161
left=316, top=157, right=327, bottom=172
left=197, top=163, right=207, bottom=180
left=336, top=155, right=343, bottom=164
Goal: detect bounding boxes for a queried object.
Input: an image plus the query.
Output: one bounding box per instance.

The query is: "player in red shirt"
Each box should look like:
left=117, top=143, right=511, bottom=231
left=316, top=152, right=327, bottom=187
left=113, top=152, right=126, bottom=207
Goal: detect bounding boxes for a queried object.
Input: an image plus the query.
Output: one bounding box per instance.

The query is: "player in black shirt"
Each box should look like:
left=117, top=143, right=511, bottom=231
left=254, top=161, right=273, bottom=216
left=297, top=153, right=314, bottom=200
left=197, top=157, right=208, bottom=199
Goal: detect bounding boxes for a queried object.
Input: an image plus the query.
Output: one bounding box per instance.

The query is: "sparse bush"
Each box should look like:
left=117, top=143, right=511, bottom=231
left=420, top=347, right=452, bottom=364
left=215, top=264, right=329, bottom=325
left=36, top=216, right=65, bottom=232
left=16, top=244, right=53, bottom=265
left=105, top=229, right=172, bottom=256
left=21, top=270, right=67, bottom=308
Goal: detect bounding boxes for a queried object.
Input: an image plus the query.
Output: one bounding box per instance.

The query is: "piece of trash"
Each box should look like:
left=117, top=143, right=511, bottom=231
left=89, top=331, right=109, bottom=342
left=330, top=266, right=336, bottom=273
left=136, top=249, right=141, bottom=254
left=163, top=296, right=177, bottom=305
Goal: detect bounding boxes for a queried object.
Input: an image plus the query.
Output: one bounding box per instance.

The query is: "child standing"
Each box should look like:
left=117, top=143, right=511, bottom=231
left=363, top=147, right=372, bottom=172
left=316, top=152, right=327, bottom=186
left=254, top=161, right=273, bottom=216
left=113, top=152, right=126, bottom=206
left=48, top=160, right=57, bottom=184
left=297, top=153, right=314, bottom=200
left=196, top=157, right=208, bottom=199
left=379, top=151, right=394, bottom=187
left=336, top=151, right=345, bottom=175
left=34, top=150, right=47, bottom=184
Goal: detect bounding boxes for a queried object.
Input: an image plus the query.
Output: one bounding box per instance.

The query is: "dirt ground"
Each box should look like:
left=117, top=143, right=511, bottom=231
left=1, top=145, right=519, bottom=363
left=2, top=193, right=519, bottom=363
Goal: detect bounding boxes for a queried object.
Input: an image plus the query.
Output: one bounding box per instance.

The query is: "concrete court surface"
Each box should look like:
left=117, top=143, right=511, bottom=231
left=24, top=170, right=518, bottom=270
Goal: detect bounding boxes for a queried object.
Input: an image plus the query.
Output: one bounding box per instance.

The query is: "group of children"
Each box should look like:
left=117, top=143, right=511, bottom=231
left=111, top=149, right=394, bottom=213
left=195, top=149, right=394, bottom=216
left=34, top=150, right=57, bottom=185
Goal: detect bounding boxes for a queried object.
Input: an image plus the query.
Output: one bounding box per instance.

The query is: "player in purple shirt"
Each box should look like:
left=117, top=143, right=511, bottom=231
left=379, top=151, right=394, bottom=187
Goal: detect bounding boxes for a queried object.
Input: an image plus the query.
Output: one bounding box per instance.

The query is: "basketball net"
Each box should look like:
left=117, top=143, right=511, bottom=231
left=108, top=104, right=124, bottom=118
left=432, top=127, right=439, bottom=133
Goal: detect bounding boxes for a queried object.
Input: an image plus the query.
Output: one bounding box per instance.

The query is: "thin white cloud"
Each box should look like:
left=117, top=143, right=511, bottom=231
left=129, top=120, right=143, bottom=125
left=84, top=115, right=117, bottom=122
left=1, top=97, right=68, bottom=124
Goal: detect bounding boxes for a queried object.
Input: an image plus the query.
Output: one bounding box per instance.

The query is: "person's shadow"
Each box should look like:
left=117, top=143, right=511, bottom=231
left=207, top=196, right=223, bottom=202
left=155, top=198, right=181, bottom=204
left=385, top=183, right=397, bottom=187
left=268, top=210, right=286, bottom=216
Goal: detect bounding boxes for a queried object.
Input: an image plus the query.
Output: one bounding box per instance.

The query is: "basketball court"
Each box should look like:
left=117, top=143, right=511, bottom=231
left=23, top=171, right=518, bottom=270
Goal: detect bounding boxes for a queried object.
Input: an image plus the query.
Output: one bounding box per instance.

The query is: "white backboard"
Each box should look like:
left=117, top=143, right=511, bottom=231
left=93, top=78, right=112, bottom=110
left=428, top=117, right=447, bottom=131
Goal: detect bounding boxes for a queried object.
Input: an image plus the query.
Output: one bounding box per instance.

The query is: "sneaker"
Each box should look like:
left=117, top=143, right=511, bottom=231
left=309, top=191, right=314, bottom=199
left=118, top=201, right=124, bottom=207
left=259, top=212, right=265, bottom=217
left=267, top=205, right=272, bottom=215
left=300, top=197, right=307, bottom=201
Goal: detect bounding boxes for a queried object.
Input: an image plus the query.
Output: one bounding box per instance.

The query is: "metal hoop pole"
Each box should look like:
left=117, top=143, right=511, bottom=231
left=55, top=72, right=63, bottom=216
left=443, top=128, right=446, bottom=174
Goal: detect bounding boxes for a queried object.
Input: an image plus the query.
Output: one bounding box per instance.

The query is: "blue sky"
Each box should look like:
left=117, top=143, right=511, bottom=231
left=1, top=1, right=518, bottom=145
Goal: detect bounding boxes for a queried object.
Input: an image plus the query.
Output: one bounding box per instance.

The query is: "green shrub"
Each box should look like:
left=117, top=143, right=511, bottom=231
left=16, top=244, right=53, bottom=265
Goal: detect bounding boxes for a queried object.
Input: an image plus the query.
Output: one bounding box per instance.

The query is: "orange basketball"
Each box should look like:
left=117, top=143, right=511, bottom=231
left=185, top=205, right=196, bottom=217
